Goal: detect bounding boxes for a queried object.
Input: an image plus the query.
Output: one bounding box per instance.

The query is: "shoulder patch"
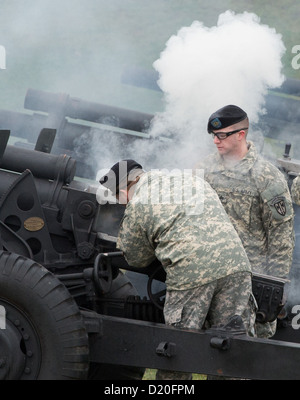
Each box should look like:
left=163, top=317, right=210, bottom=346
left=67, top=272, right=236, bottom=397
left=262, top=186, right=293, bottom=221
left=270, top=196, right=286, bottom=216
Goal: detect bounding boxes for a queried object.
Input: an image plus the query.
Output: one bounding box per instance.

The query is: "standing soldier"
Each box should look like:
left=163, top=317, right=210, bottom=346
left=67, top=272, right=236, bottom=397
left=196, top=105, right=295, bottom=338
left=100, top=159, right=255, bottom=380
left=291, top=175, right=300, bottom=205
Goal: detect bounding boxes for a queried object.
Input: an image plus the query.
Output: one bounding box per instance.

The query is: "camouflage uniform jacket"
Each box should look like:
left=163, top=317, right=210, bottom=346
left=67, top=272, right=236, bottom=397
left=291, top=175, right=300, bottom=206
left=196, top=141, right=295, bottom=279
left=117, top=170, right=251, bottom=291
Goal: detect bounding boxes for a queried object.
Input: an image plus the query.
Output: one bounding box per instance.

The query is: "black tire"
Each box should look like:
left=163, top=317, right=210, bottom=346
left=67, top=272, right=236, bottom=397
left=0, top=251, right=89, bottom=380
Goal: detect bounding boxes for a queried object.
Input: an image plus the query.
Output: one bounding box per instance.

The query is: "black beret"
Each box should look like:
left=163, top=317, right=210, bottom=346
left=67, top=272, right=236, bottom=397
left=99, top=159, right=143, bottom=195
left=207, top=105, right=248, bottom=133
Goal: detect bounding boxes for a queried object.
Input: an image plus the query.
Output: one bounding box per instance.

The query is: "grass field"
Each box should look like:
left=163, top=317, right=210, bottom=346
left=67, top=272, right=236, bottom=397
left=142, top=369, right=207, bottom=380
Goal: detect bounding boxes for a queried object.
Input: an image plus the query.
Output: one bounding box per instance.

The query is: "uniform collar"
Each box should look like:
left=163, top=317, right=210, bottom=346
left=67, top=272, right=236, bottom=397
left=209, top=141, right=258, bottom=175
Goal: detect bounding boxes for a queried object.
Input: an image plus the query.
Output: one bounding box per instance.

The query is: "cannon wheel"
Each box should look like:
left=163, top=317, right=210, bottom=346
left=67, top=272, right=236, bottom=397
left=0, top=251, right=89, bottom=380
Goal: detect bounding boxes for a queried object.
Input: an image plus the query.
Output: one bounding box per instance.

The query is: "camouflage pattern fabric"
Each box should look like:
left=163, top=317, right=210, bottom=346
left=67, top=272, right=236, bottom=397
left=117, top=170, right=254, bottom=380
left=195, top=141, right=295, bottom=280
left=117, top=170, right=251, bottom=291
left=291, top=175, right=300, bottom=205
left=163, top=271, right=254, bottom=333
left=255, top=319, right=277, bottom=339
left=156, top=271, right=254, bottom=380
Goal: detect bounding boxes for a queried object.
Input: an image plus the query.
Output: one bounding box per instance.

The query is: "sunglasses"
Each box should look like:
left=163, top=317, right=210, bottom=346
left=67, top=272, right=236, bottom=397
left=211, top=128, right=248, bottom=140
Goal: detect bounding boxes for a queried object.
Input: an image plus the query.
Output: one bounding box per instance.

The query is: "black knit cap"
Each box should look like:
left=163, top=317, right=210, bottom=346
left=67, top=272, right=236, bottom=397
left=207, top=105, right=248, bottom=133
left=99, top=159, right=143, bottom=195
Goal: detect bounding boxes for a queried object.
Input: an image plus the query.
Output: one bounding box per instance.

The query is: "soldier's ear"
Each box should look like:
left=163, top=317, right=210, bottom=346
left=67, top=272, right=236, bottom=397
left=238, top=130, right=246, bottom=140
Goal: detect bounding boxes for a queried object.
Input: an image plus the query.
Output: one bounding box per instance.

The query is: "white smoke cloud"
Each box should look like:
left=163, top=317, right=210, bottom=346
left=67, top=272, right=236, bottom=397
left=2, top=5, right=287, bottom=173
left=145, top=10, right=286, bottom=168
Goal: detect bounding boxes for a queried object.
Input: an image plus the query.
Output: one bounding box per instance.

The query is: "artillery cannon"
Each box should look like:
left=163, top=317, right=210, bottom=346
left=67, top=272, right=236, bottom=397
left=0, top=128, right=163, bottom=379
left=0, top=89, right=154, bottom=179
left=2, top=87, right=300, bottom=380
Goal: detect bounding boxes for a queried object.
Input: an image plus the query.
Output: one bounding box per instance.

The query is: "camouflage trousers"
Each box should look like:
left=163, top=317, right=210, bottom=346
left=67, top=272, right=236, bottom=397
left=156, top=271, right=255, bottom=380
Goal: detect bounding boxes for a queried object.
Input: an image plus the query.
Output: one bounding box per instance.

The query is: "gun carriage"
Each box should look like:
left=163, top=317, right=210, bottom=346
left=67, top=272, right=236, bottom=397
left=1, top=85, right=300, bottom=380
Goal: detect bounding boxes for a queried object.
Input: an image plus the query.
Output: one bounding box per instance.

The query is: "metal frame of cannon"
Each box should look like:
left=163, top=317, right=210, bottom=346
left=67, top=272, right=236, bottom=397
left=1, top=82, right=300, bottom=379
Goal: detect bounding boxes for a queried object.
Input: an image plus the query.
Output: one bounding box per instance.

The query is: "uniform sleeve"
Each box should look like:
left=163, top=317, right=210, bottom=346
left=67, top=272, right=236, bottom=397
left=291, top=175, right=300, bottom=205
left=116, top=204, right=156, bottom=268
left=261, top=179, right=295, bottom=279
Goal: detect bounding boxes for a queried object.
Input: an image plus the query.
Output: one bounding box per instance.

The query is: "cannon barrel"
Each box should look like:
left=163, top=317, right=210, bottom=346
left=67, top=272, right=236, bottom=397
left=0, top=143, right=76, bottom=183
left=0, top=169, right=70, bottom=208
left=24, top=88, right=154, bottom=133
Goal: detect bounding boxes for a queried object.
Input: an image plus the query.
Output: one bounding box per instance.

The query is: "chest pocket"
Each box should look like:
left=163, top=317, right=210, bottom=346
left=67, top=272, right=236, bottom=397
left=216, top=187, right=256, bottom=229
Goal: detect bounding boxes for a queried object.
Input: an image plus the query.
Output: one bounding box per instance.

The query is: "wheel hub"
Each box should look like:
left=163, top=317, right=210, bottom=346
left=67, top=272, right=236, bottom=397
left=0, top=300, right=41, bottom=380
